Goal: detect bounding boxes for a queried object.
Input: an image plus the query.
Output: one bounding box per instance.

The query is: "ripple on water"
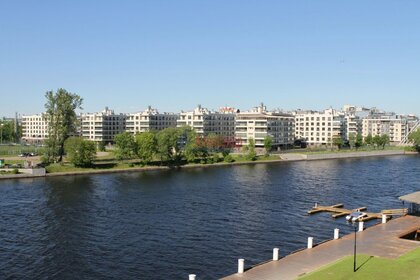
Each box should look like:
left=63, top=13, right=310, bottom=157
left=0, top=155, right=419, bottom=279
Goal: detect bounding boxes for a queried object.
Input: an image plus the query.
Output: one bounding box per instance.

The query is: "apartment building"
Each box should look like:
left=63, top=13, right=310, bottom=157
left=126, top=106, right=177, bottom=134
left=362, top=114, right=409, bottom=143
left=81, top=107, right=126, bottom=143
left=294, top=108, right=343, bottom=146
left=177, top=105, right=236, bottom=137
left=235, top=103, right=294, bottom=148
left=21, top=114, right=49, bottom=144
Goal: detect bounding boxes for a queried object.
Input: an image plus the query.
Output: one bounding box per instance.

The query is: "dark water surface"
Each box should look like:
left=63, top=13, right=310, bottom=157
left=0, top=155, right=419, bottom=279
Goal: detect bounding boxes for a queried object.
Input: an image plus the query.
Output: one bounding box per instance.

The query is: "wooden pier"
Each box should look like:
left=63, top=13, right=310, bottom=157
left=221, top=215, right=420, bottom=280
left=307, top=203, right=406, bottom=222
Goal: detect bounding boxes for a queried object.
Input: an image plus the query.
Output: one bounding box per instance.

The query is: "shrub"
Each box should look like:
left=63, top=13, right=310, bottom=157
left=224, top=154, right=235, bottom=163
left=12, top=168, right=19, bottom=174
left=97, top=141, right=106, bottom=152
left=212, top=154, right=220, bottom=163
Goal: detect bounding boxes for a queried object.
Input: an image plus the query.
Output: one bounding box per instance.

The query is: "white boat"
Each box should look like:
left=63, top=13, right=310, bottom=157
left=346, top=211, right=368, bottom=222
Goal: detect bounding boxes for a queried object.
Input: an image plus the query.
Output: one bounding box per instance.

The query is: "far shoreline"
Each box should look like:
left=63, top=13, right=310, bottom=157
left=0, top=149, right=416, bottom=180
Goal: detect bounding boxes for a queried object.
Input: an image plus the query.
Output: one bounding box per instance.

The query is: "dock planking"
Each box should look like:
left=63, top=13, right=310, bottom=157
left=221, top=215, right=420, bottom=280
left=307, top=203, right=406, bottom=222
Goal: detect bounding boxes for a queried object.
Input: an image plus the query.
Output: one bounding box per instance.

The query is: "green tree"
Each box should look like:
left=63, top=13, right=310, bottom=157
left=43, top=89, right=83, bottom=163
left=0, top=120, right=21, bottom=143
left=156, top=127, right=182, bottom=164
left=348, top=133, right=356, bottom=149
left=245, top=138, right=257, bottom=161
left=355, top=133, right=364, bottom=150
left=364, top=134, right=373, bottom=146
left=408, top=128, right=420, bottom=152
left=332, top=136, right=344, bottom=150
left=379, top=134, right=390, bottom=149
left=64, top=137, right=96, bottom=167
left=372, top=135, right=382, bottom=148
left=184, top=129, right=210, bottom=163
left=114, top=132, right=137, bottom=161
left=263, top=136, right=273, bottom=156
left=135, top=132, right=156, bottom=164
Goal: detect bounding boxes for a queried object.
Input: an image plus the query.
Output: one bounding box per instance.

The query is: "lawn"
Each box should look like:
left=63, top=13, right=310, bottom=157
left=0, top=144, right=45, bottom=156
left=299, top=248, right=420, bottom=280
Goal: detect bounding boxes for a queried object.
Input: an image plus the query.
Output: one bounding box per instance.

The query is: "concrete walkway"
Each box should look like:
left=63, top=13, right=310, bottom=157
left=221, top=215, right=420, bottom=280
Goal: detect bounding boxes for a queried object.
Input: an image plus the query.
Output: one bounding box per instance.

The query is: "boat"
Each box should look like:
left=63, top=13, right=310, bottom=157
left=346, top=211, right=368, bottom=222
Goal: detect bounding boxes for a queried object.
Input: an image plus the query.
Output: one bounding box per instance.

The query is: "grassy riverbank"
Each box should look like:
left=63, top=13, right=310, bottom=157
left=45, top=154, right=281, bottom=174
left=299, top=248, right=420, bottom=280
left=0, top=147, right=414, bottom=177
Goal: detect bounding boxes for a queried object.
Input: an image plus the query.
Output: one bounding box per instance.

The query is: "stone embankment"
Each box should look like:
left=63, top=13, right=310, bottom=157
left=280, top=150, right=406, bottom=161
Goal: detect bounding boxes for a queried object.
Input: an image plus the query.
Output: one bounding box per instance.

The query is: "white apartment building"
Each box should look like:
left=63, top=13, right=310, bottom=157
left=294, top=108, right=343, bottom=146
left=342, top=105, right=362, bottom=140
left=177, top=105, right=236, bottom=137
left=81, top=107, right=127, bottom=143
left=126, top=106, right=177, bottom=134
left=362, top=115, right=409, bottom=143
left=21, top=114, right=49, bottom=144
left=235, top=103, right=294, bottom=148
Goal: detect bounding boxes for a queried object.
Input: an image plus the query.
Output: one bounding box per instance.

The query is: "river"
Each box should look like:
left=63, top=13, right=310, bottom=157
left=0, top=155, right=419, bottom=279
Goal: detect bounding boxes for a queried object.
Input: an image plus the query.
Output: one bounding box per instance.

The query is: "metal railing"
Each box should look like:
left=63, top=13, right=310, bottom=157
left=399, top=120, right=419, bottom=145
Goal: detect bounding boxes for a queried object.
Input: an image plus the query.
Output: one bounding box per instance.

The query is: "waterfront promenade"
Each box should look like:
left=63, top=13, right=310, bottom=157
left=221, top=215, right=420, bottom=280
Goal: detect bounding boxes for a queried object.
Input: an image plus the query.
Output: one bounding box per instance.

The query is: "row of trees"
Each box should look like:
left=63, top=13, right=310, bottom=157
left=113, top=128, right=237, bottom=165
left=332, top=133, right=390, bottom=150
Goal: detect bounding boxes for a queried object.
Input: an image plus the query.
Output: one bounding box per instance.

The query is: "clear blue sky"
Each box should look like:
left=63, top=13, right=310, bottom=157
left=1, top=0, right=419, bottom=117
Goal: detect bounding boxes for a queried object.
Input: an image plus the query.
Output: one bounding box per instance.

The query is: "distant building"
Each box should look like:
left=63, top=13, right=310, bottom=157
left=81, top=107, right=126, bottom=143
left=235, top=103, right=294, bottom=148
left=293, top=108, right=343, bottom=146
left=362, top=114, right=409, bottom=143
left=21, top=114, right=49, bottom=144
left=177, top=105, right=236, bottom=137
left=126, top=106, right=178, bottom=134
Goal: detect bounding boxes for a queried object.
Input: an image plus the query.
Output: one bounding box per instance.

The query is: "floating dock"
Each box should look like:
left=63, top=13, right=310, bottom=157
left=307, top=203, right=407, bottom=222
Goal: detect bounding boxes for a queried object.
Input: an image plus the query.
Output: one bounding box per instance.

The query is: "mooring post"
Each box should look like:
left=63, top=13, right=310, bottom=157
left=382, top=214, right=387, bottom=224
left=358, top=221, right=364, bottom=232
left=307, top=237, right=313, bottom=249
left=273, top=248, right=279, bottom=261
left=189, top=274, right=196, bottom=280
left=238, top=259, right=245, bottom=274
left=334, top=228, right=340, bottom=240
left=315, top=202, right=318, bottom=208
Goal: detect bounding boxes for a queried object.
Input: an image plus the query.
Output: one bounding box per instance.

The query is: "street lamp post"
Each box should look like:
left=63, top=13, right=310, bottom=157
left=349, top=220, right=359, bottom=272
left=353, top=222, right=357, bottom=272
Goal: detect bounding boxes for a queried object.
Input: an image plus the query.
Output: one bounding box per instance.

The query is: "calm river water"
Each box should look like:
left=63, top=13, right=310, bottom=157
left=0, top=155, right=419, bottom=279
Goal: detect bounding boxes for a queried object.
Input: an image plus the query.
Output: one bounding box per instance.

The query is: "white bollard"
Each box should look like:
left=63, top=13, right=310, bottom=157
left=382, top=214, right=387, bottom=224
left=273, top=248, right=279, bottom=261
left=238, top=259, right=245, bottom=274
left=307, top=237, right=313, bottom=249
left=358, top=221, right=364, bottom=232
left=315, top=202, right=318, bottom=208
left=334, top=228, right=340, bottom=240
left=189, top=274, right=196, bottom=280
